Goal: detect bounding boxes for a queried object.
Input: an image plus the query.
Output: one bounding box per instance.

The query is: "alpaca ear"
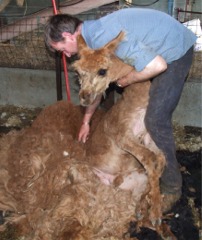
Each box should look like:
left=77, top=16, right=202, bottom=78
left=104, top=31, right=125, bottom=52
left=77, top=34, right=88, bottom=54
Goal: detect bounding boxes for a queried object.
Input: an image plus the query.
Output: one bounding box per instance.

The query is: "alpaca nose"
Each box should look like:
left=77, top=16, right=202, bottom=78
left=79, top=90, right=92, bottom=106
left=79, top=90, right=90, bottom=100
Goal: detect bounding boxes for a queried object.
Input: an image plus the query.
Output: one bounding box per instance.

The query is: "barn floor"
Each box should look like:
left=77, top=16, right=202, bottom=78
left=0, top=104, right=201, bottom=240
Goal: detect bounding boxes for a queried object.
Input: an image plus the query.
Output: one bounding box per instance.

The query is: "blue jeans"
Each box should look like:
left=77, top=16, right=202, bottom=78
left=145, top=47, right=194, bottom=193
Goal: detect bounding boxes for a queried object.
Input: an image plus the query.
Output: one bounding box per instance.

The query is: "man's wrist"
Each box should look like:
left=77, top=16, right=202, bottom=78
left=82, top=121, right=90, bottom=125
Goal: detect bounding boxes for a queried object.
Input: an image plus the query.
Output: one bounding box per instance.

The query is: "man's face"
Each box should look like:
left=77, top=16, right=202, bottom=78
left=50, top=32, right=78, bottom=57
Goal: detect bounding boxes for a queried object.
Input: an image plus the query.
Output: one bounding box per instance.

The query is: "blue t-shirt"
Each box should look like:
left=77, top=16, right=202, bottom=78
left=81, top=8, right=197, bottom=71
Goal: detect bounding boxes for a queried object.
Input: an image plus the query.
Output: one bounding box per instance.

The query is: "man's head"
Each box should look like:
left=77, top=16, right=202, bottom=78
left=44, top=14, right=82, bottom=57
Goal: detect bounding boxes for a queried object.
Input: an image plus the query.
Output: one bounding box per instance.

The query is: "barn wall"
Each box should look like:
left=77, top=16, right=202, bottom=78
left=0, top=67, right=80, bottom=107
left=173, top=81, right=201, bottom=127
left=0, top=67, right=201, bottom=128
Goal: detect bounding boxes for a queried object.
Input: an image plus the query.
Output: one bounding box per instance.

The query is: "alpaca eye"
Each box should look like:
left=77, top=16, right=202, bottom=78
left=97, top=69, right=107, bottom=76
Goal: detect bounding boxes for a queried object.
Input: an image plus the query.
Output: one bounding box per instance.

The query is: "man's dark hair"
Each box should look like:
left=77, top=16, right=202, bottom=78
left=44, top=14, right=82, bottom=51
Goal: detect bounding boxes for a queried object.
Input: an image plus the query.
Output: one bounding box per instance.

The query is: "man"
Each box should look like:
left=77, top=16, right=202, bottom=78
left=44, top=8, right=197, bottom=211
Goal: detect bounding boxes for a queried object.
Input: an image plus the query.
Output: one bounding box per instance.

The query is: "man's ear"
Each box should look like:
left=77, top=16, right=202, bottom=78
left=61, top=32, right=73, bottom=40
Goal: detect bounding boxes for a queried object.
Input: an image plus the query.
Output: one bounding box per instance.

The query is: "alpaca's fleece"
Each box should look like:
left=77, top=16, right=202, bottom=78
left=0, top=101, right=148, bottom=239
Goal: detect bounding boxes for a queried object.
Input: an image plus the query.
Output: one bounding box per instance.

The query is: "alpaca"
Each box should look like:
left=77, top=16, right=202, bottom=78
left=73, top=31, right=166, bottom=225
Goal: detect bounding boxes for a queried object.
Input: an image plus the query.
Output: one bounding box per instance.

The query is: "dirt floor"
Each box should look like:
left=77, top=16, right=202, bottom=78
left=0, top=105, right=201, bottom=240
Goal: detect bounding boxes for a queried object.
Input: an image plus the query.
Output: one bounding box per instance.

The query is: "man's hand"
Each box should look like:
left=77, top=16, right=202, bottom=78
left=78, top=94, right=102, bottom=143
left=78, top=122, right=90, bottom=143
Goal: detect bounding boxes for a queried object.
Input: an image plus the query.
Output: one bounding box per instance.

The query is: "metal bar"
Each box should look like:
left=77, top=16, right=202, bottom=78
left=52, top=0, right=63, bottom=101
left=52, top=0, right=71, bottom=101
left=177, top=9, right=202, bottom=15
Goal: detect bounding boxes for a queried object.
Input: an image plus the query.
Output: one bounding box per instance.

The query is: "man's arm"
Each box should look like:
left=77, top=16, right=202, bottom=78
left=78, top=94, right=102, bottom=143
left=116, top=55, right=167, bottom=87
